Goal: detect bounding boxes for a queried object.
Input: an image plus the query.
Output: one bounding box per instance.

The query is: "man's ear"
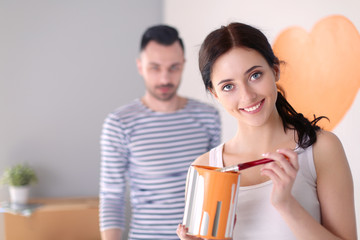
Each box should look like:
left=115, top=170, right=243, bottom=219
left=136, top=58, right=143, bottom=76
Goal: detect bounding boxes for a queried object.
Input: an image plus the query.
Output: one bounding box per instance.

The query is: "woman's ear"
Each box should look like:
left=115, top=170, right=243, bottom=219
left=273, top=64, right=280, bottom=82
left=209, top=87, right=218, bottom=99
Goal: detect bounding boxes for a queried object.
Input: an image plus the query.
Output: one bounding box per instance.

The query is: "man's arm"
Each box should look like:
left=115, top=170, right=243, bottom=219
left=209, top=109, right=222, bottom=148
left=99, top=113, right=129, bottom=237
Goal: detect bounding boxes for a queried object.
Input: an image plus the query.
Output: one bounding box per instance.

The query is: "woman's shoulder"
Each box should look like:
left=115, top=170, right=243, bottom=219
left=313, top=130, right=348, bottom=173
left=192, top=151, right=211, bottom=166
left=313, top=130, right=343, bottom=151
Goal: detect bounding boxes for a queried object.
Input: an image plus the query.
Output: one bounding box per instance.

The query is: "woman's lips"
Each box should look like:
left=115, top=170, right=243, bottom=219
left=240, top=99, right=265, bottom=113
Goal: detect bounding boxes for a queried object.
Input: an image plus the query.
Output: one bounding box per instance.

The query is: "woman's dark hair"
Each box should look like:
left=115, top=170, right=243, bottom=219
left=199, top=22, right=327, bottom=149
left=140, top=24, right=184, bottom=52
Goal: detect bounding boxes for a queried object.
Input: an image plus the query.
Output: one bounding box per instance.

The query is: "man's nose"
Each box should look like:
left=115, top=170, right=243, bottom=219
left=159, top=70, right=171, bottom=83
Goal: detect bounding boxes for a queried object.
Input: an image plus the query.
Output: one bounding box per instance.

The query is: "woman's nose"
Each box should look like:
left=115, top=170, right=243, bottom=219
left=240, top=84, right=257, bottom=102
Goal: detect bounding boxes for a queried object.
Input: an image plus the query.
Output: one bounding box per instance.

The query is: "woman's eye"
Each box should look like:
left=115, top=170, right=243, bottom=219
left=222, top=84, right=234, bottom=91
left=250, top=72, right=262, bottom=81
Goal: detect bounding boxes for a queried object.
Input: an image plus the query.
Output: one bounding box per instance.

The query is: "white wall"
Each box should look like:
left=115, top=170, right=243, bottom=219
left=0, top=0, right=162, bottom=239
left=164, top=0, right=360, bottom=234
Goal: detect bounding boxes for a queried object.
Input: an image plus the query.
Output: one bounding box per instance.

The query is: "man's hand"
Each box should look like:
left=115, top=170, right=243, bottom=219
left=101, top=228, right=122, bottom=240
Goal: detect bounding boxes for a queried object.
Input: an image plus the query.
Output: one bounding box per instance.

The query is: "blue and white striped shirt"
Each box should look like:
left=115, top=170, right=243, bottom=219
left=99, top=98, right=221, bottom=239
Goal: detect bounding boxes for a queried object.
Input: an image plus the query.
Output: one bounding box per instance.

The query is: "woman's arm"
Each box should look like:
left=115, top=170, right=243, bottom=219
left=313, top=131, right=357, bottom=239
left=261, top=131, right=357, bottom=239
left=192, top=152, right=211, bottom=166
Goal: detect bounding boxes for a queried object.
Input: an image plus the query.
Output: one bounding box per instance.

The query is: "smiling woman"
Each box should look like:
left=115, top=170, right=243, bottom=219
left=177, top=22, right=357, bottom=240
left=209, top=47, right=279, bottom=127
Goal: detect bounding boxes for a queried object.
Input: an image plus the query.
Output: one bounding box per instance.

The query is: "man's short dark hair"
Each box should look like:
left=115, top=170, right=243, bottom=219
left=140, top=25, right=184, bottom=52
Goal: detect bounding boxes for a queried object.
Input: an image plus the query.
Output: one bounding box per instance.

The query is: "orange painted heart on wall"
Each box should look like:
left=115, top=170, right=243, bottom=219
left=273, top=15, right=360, bottom=130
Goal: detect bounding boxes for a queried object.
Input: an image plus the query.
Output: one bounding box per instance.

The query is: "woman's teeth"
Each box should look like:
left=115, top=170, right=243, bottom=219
left=244, top=102, right=261, bottom=112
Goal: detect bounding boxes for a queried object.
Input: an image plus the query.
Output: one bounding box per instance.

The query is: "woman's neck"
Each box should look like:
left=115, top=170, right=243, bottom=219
left=229, top=113, right=295, bottom=155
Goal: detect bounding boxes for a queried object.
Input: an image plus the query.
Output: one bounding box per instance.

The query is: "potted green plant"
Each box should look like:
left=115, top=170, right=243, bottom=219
left=0, top=163, right=38, bottom=204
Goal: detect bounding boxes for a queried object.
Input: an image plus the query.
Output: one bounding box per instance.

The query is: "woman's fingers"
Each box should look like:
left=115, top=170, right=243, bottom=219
left=262, top=149, right=298, bottom=178
left=276, top=148, right=299, bottom=170
left=260, top=149, right=299, bottom=207
left=176, top=224, right=188, bottom=239
left=176, top=224, right=205, bottom=240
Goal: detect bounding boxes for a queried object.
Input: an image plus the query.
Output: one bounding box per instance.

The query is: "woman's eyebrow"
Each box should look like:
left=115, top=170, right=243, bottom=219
left=244, top=65, right=262, bottom=75
left=217, top=79, right=232, bottom=86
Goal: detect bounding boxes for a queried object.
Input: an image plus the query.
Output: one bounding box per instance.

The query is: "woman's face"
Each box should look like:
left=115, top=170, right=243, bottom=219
left=210, top=47, right=279, bottom=127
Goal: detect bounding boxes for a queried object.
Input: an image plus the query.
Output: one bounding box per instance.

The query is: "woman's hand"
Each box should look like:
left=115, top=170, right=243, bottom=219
left=176, top=224, right=205, bottom=240
left=260, top=148, right=299, bottom=209
left=176, top=224, right=233, bottom=240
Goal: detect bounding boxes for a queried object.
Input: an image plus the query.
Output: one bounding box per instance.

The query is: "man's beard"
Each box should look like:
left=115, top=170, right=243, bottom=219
left=148, top=84, right=178, bottom=101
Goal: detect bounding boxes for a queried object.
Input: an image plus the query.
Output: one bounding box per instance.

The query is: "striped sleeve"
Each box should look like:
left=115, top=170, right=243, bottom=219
left=99, top=113, right=129, bottom=231
left=209, top=109, right=221, bottom=149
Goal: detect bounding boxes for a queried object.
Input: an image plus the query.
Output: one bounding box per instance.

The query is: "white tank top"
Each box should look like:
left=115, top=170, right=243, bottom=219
left=209, top=144, right=321, bottom=239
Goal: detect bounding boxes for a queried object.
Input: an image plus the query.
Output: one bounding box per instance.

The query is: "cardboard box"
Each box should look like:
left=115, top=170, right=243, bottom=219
left=4, top=197, right=100, bottom=240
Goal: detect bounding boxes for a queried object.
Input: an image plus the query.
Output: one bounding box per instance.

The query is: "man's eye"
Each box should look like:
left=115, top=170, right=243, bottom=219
left=169, top=65, right=180, bottom=72
left=150, top=66, right=160, bottom=71
left=222, top=84, right=233, bottom=91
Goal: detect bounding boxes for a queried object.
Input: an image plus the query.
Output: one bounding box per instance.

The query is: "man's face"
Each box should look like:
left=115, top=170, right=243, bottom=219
left=137, top=41, right=185, bottom=101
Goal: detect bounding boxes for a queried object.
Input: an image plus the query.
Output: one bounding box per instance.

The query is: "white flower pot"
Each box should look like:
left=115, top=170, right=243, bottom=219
left=9, top=185, right=30, bottom=204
